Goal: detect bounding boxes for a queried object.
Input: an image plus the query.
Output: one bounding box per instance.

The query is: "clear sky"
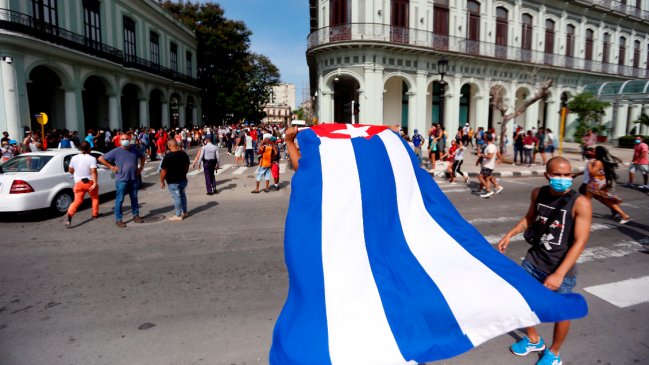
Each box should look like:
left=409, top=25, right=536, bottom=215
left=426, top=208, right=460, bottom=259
left=198, top=0, right=310, bottom=103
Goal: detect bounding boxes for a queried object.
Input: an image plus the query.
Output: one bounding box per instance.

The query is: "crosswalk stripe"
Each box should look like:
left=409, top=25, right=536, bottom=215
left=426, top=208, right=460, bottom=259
left=440, top=188, right=471, bottom=193
left=188, top=169, right=202, bottom=176
left=468, top=217, right=520, bottom=224
left=231, top=166, right=248, bottom=175
left=577, top=238, right=649, bottom=264
left=483, top=223, right=615, bottom=245
left=584, top=275, right=649, bottom=308
left=216, top=164, right=233, bottom=176
left=280, top=163, right=287, bottom=174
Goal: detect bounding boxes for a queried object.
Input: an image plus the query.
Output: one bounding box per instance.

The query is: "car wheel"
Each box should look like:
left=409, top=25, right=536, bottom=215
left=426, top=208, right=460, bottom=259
left=51, top=190, right=73, bottom=215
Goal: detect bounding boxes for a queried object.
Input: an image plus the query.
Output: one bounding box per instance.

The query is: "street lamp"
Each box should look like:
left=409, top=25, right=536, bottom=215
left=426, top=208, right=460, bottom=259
left=437, top=58, right=449, bottom=127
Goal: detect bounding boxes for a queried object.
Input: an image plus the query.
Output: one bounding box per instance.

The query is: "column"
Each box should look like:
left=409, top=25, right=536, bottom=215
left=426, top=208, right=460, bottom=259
left=407, top=92, right=417, bottom=135
left=108, top=94, right=120, bottom=131
left=525, top=99, right=540, bottom=132
left=628, top=104, right=642, bottom=134
left=474, top=92, right=489, bottom=131
left=64, top=88, right=81, bottom=133
left=0, top=56, right=21, bottom=140
left=321, top=91, right=334, bottom=123
left=178, top=103, right=186, bottom=127
left=613, top=103, right=628, bottom=139
left=161, top=101, right=169, bottom=129
left=414, top=70, right=428, bottom=134
left=139, top=98, right=148, bottom=128
left=192, top=106, right=198, bottom=126
left=545, top=98, right=560, bottom=137
left=642, top=105, right=649, bottom=135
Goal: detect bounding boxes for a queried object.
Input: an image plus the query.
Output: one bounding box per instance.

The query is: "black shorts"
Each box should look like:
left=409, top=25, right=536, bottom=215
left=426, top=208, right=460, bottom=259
left=480, top=167, right=493, bottom=177
left=538, top=146, right=546, bottom=153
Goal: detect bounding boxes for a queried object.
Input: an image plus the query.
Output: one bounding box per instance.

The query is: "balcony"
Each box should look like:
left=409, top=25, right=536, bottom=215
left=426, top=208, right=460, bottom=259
left=574, top=0, right=649, bottom=21
left=0, top=8, right=197, bottom=84
left=307, top=23, right=648, bottom=79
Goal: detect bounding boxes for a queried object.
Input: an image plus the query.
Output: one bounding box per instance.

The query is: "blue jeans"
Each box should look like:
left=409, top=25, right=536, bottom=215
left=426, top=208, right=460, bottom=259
left=167, top=180, right=188, bottom=217
left=521, top=259, right=576, bottom=294
left=115, top=180, right=140, bottom=222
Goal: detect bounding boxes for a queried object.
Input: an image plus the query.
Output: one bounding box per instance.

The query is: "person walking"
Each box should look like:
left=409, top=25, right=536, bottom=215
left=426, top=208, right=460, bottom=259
left=270, top=136, right=282, bottom=190
left=412, top=129, right=425, bottom=166
left=477, top=134, right=503, bottom=198
left=160, top=139, right=190, bottom=221
left=244, top=130, right=255, bottom=167
left=497, top=156, right=592, bottom=365
left=251, top=135, right=275, bottom=193
left=65, top=142, right=100, bottom=228
left=533, top=127, right=548, bottom=165
left=98, top=134, right=146, bottom=228
left=192, top=135, right=220, bottom=195
left=522, top=130, right=537, bottom=167
left=585, top=146, right=631, bottom=224
left=513, top=126, right=524, bottom=165
left=452, top=140, right=469, bottom=184
left=628, top=135, right=648, bottom=186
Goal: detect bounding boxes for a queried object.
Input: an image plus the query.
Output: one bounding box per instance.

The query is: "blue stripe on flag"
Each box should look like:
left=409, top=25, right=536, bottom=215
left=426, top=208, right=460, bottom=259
left=270, top=129, right=332, bottom=365
left=399, top=137, right=588, bottom=322
left=351, top=134, right=473, bottom=362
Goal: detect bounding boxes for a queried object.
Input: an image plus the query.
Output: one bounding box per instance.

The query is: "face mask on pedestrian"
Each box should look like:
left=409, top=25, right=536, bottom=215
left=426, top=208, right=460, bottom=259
left=635, top=139, right=642, bottom=144
left=120, top=139, right=130, bottom=147
left=548, top=176, right=573, bottom=192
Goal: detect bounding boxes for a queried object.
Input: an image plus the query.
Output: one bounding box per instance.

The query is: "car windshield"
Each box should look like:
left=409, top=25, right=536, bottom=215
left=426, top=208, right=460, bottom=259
left=0, top=155, right=53, bottom=172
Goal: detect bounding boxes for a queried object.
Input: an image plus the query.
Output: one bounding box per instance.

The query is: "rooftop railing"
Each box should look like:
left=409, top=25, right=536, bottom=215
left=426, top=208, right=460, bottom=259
left=0, top=8, right=197, bottom=84
left=307, top=23, right=648, bottom=79
left=575, top=0, right=649, bottom=21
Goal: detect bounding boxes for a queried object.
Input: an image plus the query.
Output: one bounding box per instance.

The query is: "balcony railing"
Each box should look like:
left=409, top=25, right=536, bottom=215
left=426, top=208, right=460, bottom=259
left=576, top=0, right=649, bottom=21
left=0, top=8, right=197, bottom=84
left=307, top=23, right=649, bottom=79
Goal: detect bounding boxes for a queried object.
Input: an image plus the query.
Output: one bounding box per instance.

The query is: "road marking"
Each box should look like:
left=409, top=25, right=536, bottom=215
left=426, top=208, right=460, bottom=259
left=280, top=163, right=287, bottom=174
left=216, top=164, right=233, bottom=176
left=577, top=238, right=649, bottom=264
left=232, top=166, right=248, bottom=175
left=484, top=223, right=615, bottom=245
left=187, top=169, right=202, bottom=177
left=440, top=188, right=472, bottom=194
left=504, top=179, right=536, bottom=186
left=584, top=276, right=649, bottom=308
left=468, top=216, right=520, bottom=224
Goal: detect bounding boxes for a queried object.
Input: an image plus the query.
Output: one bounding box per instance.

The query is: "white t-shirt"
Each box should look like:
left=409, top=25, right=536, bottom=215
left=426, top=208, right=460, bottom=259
left=69, top=153, right=97, bottom=183
left=245, top=135, right=253, bottom=149
left=482, top=143, right=498, bottom=170
left=455, top=146, right=465, bottom=161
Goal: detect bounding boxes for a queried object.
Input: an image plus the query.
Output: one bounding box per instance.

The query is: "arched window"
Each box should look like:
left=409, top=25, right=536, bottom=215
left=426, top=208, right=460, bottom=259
left=495, top=7, right=508, bottom=58
left=585, top=29, right=594, bottom=61
left=633, top=40, right=641, bottom=68
left=544, top=19, right=555, bottom=64
left=619, top=36, right=627, bottom=66
left=466, top=0, right=480, bottom=54
left=521, top=14, right=533, bottom=51
left=602, top=33, right=610, bottom=63
left=566, top=24, right=575, bottom=58
left=433, top=0, right=449, bottom=49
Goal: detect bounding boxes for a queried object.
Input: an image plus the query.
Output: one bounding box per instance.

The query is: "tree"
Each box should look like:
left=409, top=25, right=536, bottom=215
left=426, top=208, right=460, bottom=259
left=490, top=79, right=554, bottom=154
left=567, top=92, right=611, bottom=143
left=634, top=113, right=649, bottom=128
left=160, top=1, right=280, bottom=124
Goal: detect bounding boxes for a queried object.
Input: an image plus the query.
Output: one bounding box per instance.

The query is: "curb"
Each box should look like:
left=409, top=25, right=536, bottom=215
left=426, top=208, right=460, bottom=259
left=430, top=166, right=586, bottom=180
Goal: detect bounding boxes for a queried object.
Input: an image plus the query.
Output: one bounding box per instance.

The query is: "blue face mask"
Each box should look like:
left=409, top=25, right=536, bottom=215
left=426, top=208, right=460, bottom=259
left=549, top=177, right=573, bottom=192
left=635, top=139, right=641, bottom=144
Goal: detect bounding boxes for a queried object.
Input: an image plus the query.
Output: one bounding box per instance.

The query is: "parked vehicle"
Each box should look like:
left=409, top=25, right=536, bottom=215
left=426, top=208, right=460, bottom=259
left=0, top=150, right=116, bottom=214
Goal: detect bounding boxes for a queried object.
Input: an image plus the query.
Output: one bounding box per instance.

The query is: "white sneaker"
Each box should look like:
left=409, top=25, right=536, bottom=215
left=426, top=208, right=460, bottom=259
left=168, top=215, right=183, bottom=222
left=495, top=186, right=504, bottom=194
left=619, top=217, right=632, bottom=225
left=450, top=181, right=457, bottom=185
left=480, top=191, right=495, bottom=198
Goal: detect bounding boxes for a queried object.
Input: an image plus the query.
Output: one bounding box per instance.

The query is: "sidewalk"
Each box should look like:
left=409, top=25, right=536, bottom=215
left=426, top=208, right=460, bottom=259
left=426, top=141, right=635, bottom=180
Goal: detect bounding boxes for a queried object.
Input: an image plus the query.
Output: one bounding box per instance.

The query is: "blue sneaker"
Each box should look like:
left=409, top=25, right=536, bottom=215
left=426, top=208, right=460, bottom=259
left=536, top=349, right=562, bottom=365
left=510, top=336, right=546, bottom=356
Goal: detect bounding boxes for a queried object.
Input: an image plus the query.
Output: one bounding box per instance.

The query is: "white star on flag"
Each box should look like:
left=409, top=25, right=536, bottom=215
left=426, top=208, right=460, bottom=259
left=331, top=124, right=371, bottom=138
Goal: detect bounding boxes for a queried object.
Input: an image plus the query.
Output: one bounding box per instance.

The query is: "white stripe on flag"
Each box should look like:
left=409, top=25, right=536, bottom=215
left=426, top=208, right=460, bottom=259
left=319, top=137, right=409, bottom=365
left=379, top=131, right=539, bottom=346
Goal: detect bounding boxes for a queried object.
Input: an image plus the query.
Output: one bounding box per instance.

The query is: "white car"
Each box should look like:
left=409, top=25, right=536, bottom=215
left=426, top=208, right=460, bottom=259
left=0, top=149, right=117, bottom=214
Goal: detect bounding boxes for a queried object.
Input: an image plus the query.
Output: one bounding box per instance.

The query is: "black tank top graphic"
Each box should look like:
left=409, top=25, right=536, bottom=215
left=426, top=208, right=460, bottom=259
left=525, top=186, right=580, bottom=277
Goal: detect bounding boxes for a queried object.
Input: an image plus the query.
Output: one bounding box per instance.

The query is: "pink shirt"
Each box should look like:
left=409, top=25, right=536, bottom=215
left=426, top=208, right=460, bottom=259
left=633, top=142, right=648, bottom=165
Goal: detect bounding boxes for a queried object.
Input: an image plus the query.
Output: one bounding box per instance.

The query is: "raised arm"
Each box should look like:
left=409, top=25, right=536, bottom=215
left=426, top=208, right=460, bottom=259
left=285, top=127, right=301, bottom=171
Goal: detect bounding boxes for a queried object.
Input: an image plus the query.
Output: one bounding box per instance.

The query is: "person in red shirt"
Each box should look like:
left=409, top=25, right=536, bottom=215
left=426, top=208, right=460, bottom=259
left=522, top=131, right=538, bottom=167
left=112, top=131, right=121, bottom=148
left=442, top=140, right=458, bottom=183
left=628, top=135, right=649, bottom=186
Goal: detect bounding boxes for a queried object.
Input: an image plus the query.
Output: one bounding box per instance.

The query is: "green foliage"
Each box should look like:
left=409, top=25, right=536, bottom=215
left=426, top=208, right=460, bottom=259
left=161, top=1, right=281, bottom=124
left=568, top=93, right=611, bottom=143
left=618, top=135, right=649, bottom=148
left=634, top=113, right=649, bottom=127
left=295, top=108, right=305, bottom=120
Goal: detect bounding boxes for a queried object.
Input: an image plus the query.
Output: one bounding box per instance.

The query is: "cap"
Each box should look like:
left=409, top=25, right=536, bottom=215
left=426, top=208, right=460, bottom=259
left=270, top=136, right=277, bottom=142
left=414, top=129, right=418, bottom=133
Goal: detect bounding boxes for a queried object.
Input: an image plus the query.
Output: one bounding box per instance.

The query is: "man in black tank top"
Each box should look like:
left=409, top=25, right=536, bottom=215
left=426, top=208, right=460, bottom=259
left=497, top=157, right=592, bottom=365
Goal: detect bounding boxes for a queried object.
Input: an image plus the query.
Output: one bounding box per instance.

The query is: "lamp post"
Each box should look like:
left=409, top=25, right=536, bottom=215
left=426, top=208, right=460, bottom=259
left=437, top=59, right=449, bottom=127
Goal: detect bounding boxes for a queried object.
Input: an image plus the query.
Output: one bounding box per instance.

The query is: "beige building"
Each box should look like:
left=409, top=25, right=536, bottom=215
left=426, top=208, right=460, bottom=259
left=307, top=0, right=649, bottom=141
left=0, top=0, right=201, bottom=140
left=262, top=83, right=295, bottom=124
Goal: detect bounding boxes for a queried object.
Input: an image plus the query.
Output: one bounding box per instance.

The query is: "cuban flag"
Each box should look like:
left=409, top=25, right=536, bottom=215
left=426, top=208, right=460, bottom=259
left=270, top=124, right=587, bottom=365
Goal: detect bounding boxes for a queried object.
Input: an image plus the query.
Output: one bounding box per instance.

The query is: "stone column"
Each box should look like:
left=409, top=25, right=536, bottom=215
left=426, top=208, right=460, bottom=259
left=407, top=92, right=417, bottom=135
left=161, top=101, right=169, bottom=129
left=474, top=92, right=489, bottom=131
left=321, top=90, right=334, bottom=123
left=414, top=70, right=428, bottom=134
left=64, top=88, right=81, bottom=133
left=628, top=104, right=642, bottom=134
left=192, top=106, right=198, bottom=126
left=613, top=103, right=628, bottom=139
left=178, top=103, right=186, bottom=127
left=544, top=98, right=560, bottom=137
left=0, top=56, right=21, bottom=140
left=139, top=98, right=148, bottom=129
left=108, top=94, right=120, bottom=131
left=525, top=99, right=540, bottom=132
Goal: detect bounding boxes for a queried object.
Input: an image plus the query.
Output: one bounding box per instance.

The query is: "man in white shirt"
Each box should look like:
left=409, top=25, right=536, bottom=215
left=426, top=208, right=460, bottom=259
left=66, top=142, right=100, bottom=227
left=478, top=134, right=504, bottom=198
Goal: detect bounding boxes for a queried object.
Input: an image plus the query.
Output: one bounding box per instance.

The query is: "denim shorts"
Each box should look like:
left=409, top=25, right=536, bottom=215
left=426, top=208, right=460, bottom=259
left=521, top=259, right=576, bottom=294
left=629, top=163, right=649, bottom=175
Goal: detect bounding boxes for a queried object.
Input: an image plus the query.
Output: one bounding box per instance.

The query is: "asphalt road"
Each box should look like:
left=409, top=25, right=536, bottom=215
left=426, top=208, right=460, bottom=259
left=0, top=150, right=648, bottom=365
